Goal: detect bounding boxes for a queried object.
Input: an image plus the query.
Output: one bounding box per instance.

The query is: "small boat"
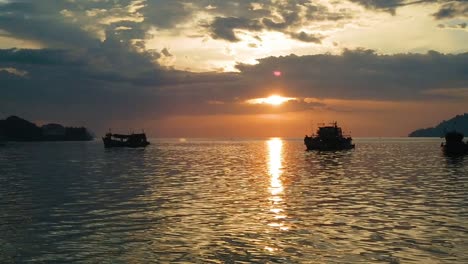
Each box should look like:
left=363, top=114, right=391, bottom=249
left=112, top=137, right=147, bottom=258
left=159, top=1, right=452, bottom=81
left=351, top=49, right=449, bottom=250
left=441, top=131, right=468, bottom=156
left=304, top=122, right=355, bottom=151
left=102, top=132, right=150, bottom=148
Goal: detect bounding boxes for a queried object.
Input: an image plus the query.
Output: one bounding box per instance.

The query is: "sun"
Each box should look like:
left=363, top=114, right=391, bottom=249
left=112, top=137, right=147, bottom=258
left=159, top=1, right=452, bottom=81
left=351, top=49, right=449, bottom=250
left=264, top=95, right=291, bottom=105
left=245, top=95, right=297, bottom=105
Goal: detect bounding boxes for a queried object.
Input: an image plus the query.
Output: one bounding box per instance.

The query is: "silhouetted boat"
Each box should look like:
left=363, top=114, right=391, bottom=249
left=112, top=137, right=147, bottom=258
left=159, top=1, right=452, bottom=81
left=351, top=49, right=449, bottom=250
left=102, top=132, right=150, bottom=148
left=304, top=122, right=355, bottom=151
left=441, top=131, right=468, bottom=156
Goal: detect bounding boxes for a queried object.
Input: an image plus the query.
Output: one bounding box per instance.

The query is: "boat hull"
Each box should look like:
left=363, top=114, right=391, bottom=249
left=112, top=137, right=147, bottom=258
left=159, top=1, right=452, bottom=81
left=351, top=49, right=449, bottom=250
left=102, top=138, right=150, bottom=148
left=442, top=143, right=468, bottom=156
left=304, top=137, right=355, bottom=151
left=305, top=143, right=355, bottom=151
left=441, top=131, right=468, bottom=156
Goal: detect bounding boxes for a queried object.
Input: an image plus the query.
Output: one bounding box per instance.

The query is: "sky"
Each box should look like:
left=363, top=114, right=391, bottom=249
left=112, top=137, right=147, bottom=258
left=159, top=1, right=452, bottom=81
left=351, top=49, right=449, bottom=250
left=0, top=0, right=467, bottom=137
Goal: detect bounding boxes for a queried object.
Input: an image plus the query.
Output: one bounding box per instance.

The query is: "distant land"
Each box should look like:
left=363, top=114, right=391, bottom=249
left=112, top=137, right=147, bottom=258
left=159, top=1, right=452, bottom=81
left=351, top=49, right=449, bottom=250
left=409, top=113, right=468, bottom=137
left=0, top=116, right=93, bottom=141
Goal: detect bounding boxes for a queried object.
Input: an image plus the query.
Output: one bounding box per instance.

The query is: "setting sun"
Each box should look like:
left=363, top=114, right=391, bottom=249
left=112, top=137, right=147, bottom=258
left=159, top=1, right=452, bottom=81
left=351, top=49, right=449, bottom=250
left=265, top=95, right=287, bottom=105
left=246, top=95, right=296, bottom=106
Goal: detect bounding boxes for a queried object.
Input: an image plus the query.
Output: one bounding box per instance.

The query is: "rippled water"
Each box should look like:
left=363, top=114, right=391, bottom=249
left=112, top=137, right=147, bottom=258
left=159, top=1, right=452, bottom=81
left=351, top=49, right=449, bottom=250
left=1, top=138, right=467, bottom=263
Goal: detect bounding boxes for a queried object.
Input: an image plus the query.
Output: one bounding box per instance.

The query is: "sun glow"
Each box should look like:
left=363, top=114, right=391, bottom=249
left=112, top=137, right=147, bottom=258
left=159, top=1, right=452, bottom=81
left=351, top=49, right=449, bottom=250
left=246, top=95, right=296, bottom=106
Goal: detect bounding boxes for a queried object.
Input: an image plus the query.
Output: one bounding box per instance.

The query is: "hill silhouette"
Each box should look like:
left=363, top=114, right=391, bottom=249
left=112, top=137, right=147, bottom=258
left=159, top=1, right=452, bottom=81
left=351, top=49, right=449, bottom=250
left=0, top=116, right=93, bottom=141
left=409, top=113, right=468, bottom=137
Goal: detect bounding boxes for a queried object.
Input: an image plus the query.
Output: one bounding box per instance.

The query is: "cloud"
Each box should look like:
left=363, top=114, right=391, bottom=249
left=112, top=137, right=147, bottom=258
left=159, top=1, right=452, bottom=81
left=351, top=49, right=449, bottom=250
left=161, top=48, right=172, bottom=57
left=437, top=21, right=468, bottom=30
left=0, top=1, right=100, bottom=49
left=140, top=1, right=194, bottom=29
left=0, top=67, right=28, bottom=77
left=433, top=2, right=468, bottom=19
left=289, top=31, right=323, bottom=43
left=0, top=0, right=355, bottom=52
left=423, top=87, right=468, bottom=98
left=348, top=0, right=468, bottom=22
left=235, top=49, right=468, bottom=100
left=208, top=16, right=263, bottom=42
left=305, top=4, right=354, bottom=21
left=349, top=0, right=408, bottom=13
left=203, top=0, right=356, bottom=43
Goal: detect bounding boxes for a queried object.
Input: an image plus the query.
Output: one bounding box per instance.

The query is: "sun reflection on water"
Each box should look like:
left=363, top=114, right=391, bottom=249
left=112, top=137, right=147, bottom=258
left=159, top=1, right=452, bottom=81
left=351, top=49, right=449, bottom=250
left=267, top=138, right=288, bottom=231
left=268, top=138, right=283, bottom=195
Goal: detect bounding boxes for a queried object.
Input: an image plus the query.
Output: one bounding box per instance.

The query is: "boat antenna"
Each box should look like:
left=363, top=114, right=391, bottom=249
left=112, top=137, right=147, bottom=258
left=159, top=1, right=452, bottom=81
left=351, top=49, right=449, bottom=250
left=310, top=118, right=313, bottom=134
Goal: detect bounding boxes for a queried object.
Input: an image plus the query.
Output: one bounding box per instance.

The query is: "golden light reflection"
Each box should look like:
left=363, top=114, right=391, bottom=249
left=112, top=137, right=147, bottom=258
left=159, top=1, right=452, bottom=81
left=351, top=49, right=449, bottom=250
left=266, top=138, right=289, bottom=232
left=268, top=138, right=283, bottom=195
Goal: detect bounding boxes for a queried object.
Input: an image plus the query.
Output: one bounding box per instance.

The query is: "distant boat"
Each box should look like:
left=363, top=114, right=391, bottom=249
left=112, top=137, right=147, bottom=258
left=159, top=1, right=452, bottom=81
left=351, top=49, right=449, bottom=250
left=304, top=122, right=355, bottom=151
left=102, top=132, right=150, bottom=148
left=441, top=131, right=468, bottom=156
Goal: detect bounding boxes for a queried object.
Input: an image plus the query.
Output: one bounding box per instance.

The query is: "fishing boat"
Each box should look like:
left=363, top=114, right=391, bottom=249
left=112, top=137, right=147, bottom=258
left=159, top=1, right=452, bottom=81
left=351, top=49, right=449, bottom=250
left=441, top=131, right=468, bottom=156
left=102, top=132, right=150, bottom=148
left=304, top=122, right=355, bottom=151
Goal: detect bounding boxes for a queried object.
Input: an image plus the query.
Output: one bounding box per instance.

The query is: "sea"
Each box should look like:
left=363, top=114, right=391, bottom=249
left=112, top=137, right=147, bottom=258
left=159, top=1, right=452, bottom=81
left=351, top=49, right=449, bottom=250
left=0, top=138, right=467, bottom=263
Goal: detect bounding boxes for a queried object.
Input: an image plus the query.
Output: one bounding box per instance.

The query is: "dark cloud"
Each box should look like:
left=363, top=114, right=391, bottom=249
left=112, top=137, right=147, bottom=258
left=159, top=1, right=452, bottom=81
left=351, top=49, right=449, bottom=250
left=305, top=4, right=354, bottom=20
left=140, top=1, right=195, bottom=29
left=350, top=0, right=468, bottom=20
left=433, top=2, right=468, bottom=19
left=347, top=0, right=450, bottom=13
left=0, top=1, right=99, bottom=49
left=161, top=48, right=172, bottom=57
left=209, top=16, right=263, bottom=42
left=289, top=31, right=323, bottom=43
left=235, top=49, right=468, bottom=100
left=200, top=1, right=355, bottom=43
left=349, top=0, right=407, bottom=13
left=204, top=0, right=355, bottom=42
left=437, top=21, right=468, bottom=29
left=262, top=5, right=303, bottom=31
left=262, top=17, right=289, bottom=30
left=152, top=99, right=326, bottom=116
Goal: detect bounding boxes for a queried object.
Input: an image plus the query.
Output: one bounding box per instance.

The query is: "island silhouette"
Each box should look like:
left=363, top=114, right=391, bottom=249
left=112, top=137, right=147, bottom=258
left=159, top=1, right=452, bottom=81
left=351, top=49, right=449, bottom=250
left=0, top=116, right=93, bottom=142
left=409, top=113, right=468, bottom=137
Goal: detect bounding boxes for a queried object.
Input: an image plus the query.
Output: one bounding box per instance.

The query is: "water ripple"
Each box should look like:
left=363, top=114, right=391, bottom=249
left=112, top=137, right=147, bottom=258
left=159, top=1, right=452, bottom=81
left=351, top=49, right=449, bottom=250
left=0, top=138, right=467, bottom=263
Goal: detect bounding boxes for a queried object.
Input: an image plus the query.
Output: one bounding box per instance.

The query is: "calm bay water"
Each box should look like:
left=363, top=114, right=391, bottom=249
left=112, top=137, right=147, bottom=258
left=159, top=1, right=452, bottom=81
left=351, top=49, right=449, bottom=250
left=0, top=138, right=467, bottom=263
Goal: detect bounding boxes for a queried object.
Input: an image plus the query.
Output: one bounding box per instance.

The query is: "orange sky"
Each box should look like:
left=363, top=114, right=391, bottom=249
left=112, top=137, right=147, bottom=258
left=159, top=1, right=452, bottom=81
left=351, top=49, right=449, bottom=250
left=139, top=99, right=467, bottom=138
